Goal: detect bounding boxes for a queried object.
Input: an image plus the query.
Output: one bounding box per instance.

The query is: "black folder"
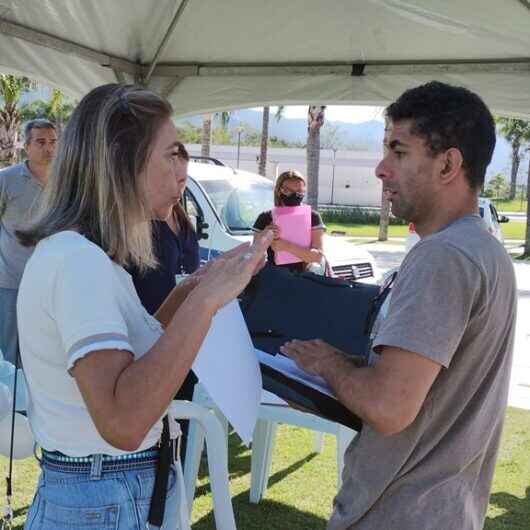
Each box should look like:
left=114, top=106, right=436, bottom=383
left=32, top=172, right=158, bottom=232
left=260, top=362, right=363, bottom=431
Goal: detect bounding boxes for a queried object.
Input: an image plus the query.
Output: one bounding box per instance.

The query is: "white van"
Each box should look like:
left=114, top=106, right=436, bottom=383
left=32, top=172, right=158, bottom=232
left=405, top=197, right=509, bottom=252
left=182, top=159, right=380, bottom=283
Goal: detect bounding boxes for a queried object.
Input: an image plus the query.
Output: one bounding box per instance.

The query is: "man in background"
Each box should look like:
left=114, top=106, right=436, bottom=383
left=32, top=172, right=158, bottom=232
left=0, top=119, right=57, bottom=363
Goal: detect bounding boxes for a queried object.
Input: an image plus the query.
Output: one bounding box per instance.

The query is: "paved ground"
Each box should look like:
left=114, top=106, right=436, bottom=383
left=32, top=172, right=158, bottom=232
left=355, top=240, right=530, bottom=410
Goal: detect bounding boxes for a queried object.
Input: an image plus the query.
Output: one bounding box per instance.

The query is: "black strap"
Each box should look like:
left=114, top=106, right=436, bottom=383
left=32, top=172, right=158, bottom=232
left=4, top=347, right=20, bottom=525
left=148, top=415, right=171, bottom=527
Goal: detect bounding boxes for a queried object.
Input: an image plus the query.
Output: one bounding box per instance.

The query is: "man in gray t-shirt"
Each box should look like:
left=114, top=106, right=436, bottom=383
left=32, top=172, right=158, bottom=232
left=282, top=82, right=516, bottom=530
left=0, top=119, right=57, bottom=363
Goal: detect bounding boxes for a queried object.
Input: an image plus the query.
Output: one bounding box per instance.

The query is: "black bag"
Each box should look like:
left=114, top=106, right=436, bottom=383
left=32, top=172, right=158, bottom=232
left=239, top=265, right=394, bottom=429
left=239, top=265, right=390, bottom=359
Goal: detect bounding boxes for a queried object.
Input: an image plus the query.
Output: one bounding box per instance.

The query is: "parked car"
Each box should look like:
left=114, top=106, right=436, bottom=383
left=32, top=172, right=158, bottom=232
left=405, top=197, right=509, bottom=252
left=183, top=158, right=380, bottom=283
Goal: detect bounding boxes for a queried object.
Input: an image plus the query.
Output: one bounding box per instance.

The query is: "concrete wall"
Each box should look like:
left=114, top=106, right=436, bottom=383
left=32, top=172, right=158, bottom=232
left=185, top=144, right=383, bottom=207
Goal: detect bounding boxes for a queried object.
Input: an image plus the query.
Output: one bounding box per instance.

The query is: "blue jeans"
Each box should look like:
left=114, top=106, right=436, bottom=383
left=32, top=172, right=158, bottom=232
left=24, top=459, right=183, bottom=529
left=0, top=287, right=19, bottom=364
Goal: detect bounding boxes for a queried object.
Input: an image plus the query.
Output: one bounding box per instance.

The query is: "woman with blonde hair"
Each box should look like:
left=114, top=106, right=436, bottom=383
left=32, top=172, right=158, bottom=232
left=129, top=141, right=199, bottom=315
left=17, top=83, right=271, bottom=529
left=253, top=169, right=325, bottom=272
left=127, top=141, right=199, bottom=464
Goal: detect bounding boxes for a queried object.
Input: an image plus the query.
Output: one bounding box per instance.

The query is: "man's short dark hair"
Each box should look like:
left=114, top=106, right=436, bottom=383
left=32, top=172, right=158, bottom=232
left=386, top=81, right=495, bottom=189
left=24, top=119, right=56, bottom=145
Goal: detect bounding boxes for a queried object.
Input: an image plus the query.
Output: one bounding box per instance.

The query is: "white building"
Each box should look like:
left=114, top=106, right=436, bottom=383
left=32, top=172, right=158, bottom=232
left=185, top=144, right=383, bottom=207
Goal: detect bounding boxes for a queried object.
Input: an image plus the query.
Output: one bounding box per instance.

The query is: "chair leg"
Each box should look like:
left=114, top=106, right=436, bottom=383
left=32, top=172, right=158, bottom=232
left=211, top=405, right=229, bottom=450
left=249, top=419, right=278, bottom=504
left=175, top=460, right=192, bottom=530
left=313, top=431, right=325, bottom=453
left=183, top=419, right=205, bottom=513
left=170, top=400, right=237, bottom=530
left=336, top=427, right=356, bottom=490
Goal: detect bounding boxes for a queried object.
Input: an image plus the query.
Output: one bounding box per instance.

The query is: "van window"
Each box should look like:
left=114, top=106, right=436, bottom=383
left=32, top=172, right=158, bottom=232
left=183, top=189, right=202, bottom=232
left=200, top=178, right=274, bottom=233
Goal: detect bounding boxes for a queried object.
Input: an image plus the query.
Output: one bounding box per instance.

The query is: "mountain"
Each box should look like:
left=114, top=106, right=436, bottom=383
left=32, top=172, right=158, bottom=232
left=175, top=108, right=521, bottom=183
left=176, top=109, right=384, bottom=147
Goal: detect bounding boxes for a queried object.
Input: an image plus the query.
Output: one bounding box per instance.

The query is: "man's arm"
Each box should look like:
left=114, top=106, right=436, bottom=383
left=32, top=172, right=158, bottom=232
left=281, top=339, right=441, bottom=436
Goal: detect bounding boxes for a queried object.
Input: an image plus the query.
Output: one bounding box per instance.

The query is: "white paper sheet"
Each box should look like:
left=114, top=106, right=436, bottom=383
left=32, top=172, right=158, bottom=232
left=256, top=349, right=336, bottom=398
left=192, top=300, right=261, bottom=445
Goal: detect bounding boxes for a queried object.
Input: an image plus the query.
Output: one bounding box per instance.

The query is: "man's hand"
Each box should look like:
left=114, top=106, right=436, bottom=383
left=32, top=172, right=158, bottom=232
left=280, top=339, right=346, bottom=376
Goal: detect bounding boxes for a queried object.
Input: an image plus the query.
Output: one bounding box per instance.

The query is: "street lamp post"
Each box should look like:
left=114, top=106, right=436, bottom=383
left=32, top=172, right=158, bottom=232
left=236, top=127, right=243, bottom=168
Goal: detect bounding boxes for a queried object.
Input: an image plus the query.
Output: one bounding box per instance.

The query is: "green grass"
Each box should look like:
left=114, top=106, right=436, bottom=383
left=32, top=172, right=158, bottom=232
left=327, top=221, right=526, bottom=241
left=327, top=223, right=409, bottom=238
left=501, top=222, right=527, bottom=241
left=484, top=408, right=530, bottom=530
left=1, top=407, right=529, bottom=529
left=490, top=198, right=528, bottom=214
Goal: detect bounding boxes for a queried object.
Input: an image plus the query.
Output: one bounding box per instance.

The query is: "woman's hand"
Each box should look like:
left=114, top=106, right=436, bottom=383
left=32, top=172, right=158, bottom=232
left=264, top=223, right=280, bottom=240
left=271, top=238, right=290, bottom=252
left=191, top=239, right=269, bottom=281
left=192, top=230, right=273, bottom=312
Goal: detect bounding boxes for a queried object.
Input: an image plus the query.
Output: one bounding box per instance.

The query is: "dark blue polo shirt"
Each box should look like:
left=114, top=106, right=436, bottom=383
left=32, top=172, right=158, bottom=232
left=129, top=220, right=200, bottom=315
left=127, top=220, right=200, bottom=457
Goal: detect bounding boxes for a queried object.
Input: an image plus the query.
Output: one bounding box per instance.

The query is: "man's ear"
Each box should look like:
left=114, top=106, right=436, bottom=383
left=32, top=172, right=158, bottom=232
left=439, top=148, right=464, bottom=184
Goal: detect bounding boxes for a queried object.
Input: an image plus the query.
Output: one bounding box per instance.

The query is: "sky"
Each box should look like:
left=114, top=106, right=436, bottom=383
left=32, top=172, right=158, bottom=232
left=252, top=105, right=385, bottom=123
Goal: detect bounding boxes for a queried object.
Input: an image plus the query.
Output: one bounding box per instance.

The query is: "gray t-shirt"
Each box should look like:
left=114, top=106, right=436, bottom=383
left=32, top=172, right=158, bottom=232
left=0, top=162, right=42, bottom=289
left=329, top=214, right=516, bottom=530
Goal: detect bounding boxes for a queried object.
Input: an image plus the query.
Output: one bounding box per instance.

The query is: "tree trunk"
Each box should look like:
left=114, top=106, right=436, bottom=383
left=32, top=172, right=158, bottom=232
left=306, top=128, right=320, bottom=209
left=258, top=106, right=270, bottom=176
left=378, top=190, right=390, bottom=241
left=510, top=140, right=521, bottom=200
left=0, top=105, right=20, bottom=168
left=201, top=114, right=212, bottom=157
left=524, top=153, right=530, bottom=256
left=306, top=106, right=326, bottom=210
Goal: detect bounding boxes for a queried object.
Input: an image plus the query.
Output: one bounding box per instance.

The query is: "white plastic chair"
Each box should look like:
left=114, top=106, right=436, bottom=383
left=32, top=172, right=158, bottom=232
left=185, top=384, right=357, bottom=505
left=170, top=400, right=236, bottom=530
left=249, top=403, right=356, bottom=503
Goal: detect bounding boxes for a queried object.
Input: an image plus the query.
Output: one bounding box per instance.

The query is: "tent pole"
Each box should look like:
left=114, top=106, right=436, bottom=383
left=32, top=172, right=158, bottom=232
left=161, top=77, right=184, bottom=98
left=144, top=0, right=192, bottom=86
left=113, top=68, right=126, bottom=84
left=0, top=16, right=140, bottom=76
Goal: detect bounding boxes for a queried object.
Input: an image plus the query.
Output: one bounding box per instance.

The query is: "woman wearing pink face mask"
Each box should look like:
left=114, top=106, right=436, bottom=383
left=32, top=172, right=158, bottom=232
left=253, top=169, right=325, bottom=272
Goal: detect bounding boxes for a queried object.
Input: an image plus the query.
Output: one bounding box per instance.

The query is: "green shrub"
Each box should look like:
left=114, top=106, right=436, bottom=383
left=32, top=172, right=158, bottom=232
left=320, top=206, right=407, bottom=226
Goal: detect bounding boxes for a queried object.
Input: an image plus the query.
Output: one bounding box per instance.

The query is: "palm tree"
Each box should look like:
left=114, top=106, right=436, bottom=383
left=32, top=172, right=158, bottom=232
left=20, top=88, right=74, bottom=137
left=258, top=106, right=270, bottom=176
left=378, top=191, right=391, bottom=241
left=306, top=105, right=326, bottom=209
left=200, top=114, right=212, bottom=157
left=522, top=136, right=530, bottom=257
left=496, top=117, right=530, bottom=200
left=218, top=111, right=230, bottom=132
left=0, top=75, right=33, bottom=167
left=200, top=111, right=231, bottom=157
left=257, top=106, right=284, bottom=177
left=48, top=89, right=71, bottom=136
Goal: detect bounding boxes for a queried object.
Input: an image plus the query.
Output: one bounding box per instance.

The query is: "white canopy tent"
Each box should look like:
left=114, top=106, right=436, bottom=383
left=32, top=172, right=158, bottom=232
left=0, top=0, right=529, bottom=118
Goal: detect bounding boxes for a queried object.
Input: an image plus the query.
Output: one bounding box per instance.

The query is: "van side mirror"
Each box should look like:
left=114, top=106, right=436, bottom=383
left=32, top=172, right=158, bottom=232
left=499, top=215, right=510, bottom=223
left=197, top=218, right=209, bottom=239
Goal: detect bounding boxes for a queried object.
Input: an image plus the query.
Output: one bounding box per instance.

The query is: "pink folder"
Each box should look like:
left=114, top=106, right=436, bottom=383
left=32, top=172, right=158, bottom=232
left=272, top=205, right=312, bottom=265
